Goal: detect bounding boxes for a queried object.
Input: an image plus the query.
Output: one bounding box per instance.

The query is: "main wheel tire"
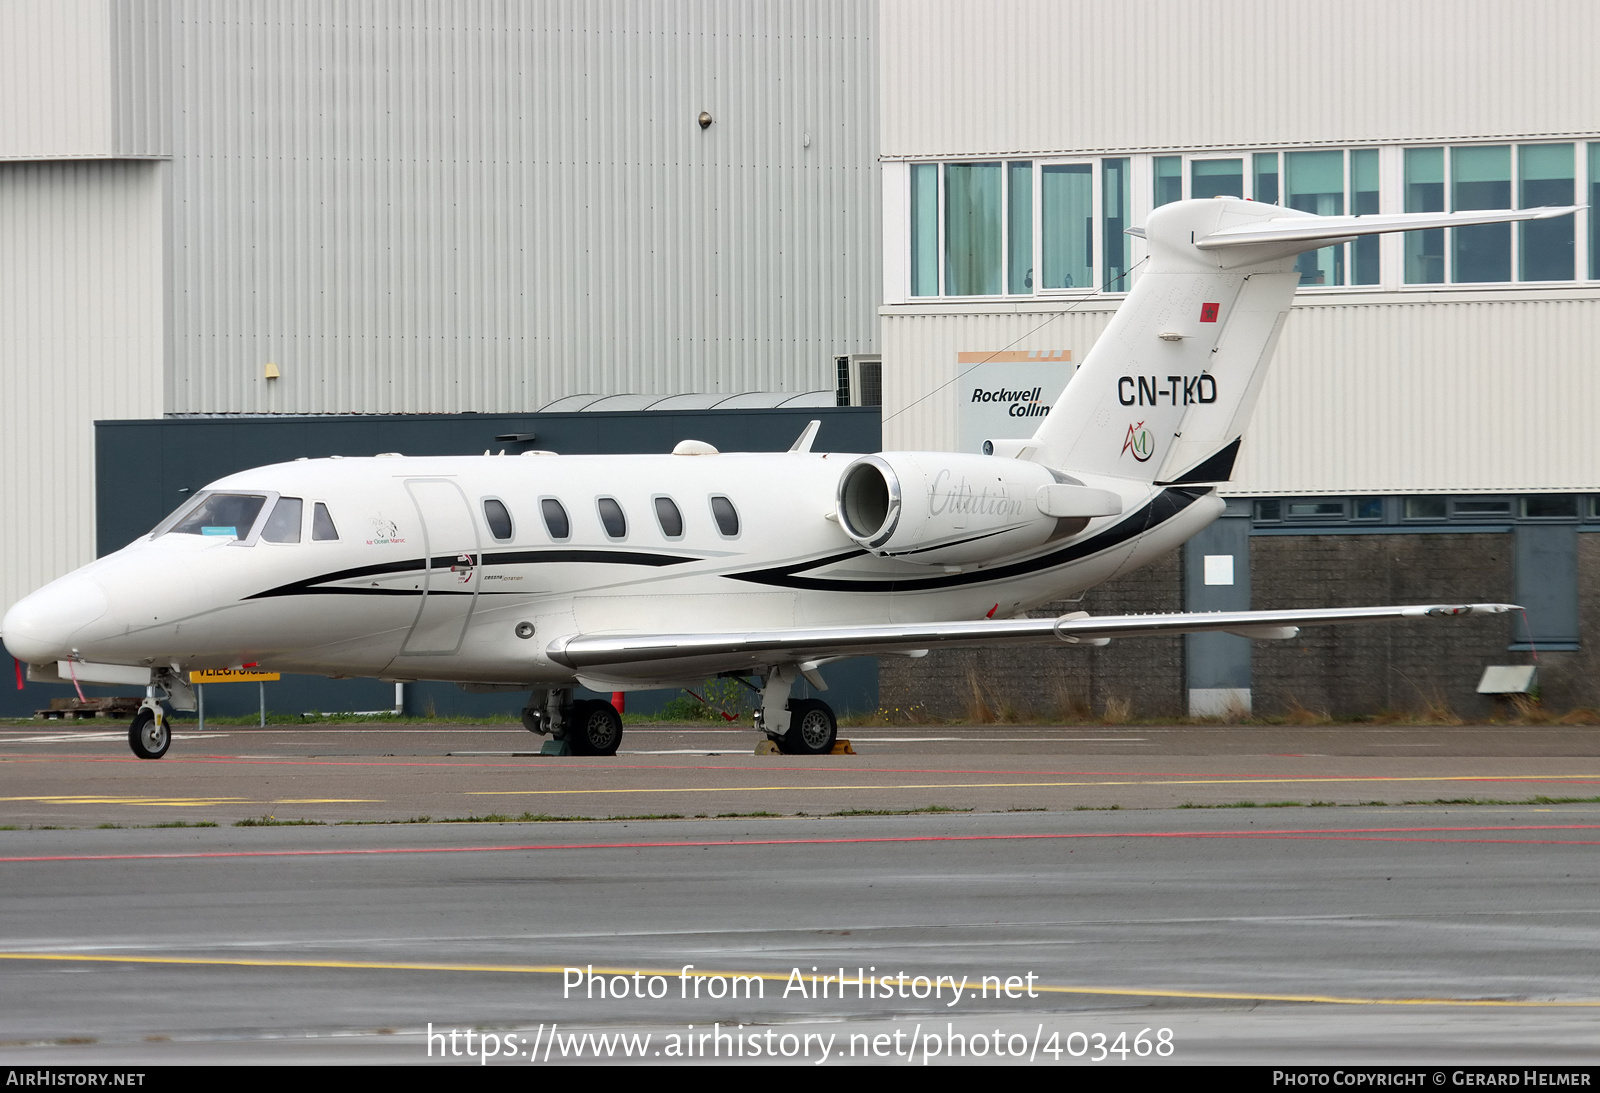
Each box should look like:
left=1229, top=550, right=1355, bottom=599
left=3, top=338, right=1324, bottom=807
left=568, top=699, right=623, bottom=756
left=780, top=698, right=837, bottom=755
left=520, top=706, right=544, bottom=734
left=128, top=708, right=170, bottom=760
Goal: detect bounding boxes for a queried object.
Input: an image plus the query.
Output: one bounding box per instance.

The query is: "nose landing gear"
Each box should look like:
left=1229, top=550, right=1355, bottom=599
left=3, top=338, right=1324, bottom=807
left=128, top=700, right=170, bottom=760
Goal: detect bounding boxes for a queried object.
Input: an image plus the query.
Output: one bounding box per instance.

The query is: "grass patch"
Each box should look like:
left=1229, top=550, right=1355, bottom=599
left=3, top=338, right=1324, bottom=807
left=234, top=816, right=325, bottom=827
left=340, top=812, right=687, bottom=825
left=1072, top=804, right=1123, bottom=811
left=96, top=823, right=122, bottom=829
left=714, top=811, right=782, bottom=819
left=1398, top=795, right=1600, bottom=807
left=826, top=805, right=973, bottom=817
left=147, top=820, right=219, bottom=828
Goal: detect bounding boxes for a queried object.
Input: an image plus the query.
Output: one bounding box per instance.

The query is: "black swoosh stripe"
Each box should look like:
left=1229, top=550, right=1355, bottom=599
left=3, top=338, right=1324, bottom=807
left=725, top=487, right=1210, bottom=593
left=246, top=548, right=700, bottom=599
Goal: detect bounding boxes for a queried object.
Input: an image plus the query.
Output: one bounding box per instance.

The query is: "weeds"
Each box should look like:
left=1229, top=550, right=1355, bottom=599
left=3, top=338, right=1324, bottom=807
left=826, top=805, right=972, bottom=817
left=233, top=816, right=325, bottom=827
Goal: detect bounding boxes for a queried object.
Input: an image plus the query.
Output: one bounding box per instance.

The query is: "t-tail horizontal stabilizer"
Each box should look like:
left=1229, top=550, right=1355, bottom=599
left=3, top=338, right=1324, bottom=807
left=1027, top=199, right=1582, bottom=487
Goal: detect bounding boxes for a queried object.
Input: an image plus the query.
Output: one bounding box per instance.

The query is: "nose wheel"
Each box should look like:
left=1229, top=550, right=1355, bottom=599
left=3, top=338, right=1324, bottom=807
left=128, top=703, right=170, bottom=760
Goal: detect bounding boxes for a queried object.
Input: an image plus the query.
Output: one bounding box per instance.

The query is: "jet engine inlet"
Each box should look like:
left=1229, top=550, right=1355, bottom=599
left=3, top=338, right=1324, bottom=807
left=837, top=456, right=901, bottom=548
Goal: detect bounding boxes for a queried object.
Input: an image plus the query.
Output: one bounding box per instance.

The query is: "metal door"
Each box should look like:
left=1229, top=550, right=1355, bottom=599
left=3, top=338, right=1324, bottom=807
left=399, top=479, right=481, bottom=656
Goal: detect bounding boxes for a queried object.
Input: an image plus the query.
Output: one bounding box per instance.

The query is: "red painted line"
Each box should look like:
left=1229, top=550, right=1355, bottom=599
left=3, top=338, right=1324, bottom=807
left=2, top=824, right=1597, bottom=864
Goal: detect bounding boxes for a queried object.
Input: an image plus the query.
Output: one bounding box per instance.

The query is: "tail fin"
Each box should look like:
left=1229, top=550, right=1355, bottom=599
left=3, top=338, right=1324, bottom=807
left=1029, top=198, right=1577, bottom=484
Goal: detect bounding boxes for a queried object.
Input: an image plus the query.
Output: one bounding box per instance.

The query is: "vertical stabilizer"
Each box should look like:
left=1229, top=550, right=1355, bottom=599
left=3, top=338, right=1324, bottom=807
left=1028, top=197, right=1578, bottom=484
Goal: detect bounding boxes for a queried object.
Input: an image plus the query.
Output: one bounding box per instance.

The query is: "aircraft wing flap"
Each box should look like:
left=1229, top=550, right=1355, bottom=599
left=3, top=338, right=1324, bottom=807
left=546, top=603, right=1518, bottom=669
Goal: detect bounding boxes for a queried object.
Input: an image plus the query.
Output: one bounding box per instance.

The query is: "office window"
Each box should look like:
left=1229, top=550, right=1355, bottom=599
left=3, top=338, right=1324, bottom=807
left=1287, top=150, right=1345, bottom=286
left=1253, top=153, right=1279, bottom=204
left=1353, top=498, right=1384, bottom=521
left=1523, top=495, right=1578, bottom=519
left=1453, top=498, right=1512, bottom=517
left=910, top=163, right=938, bottom=296
left=1154, top=155, right=1182, bottom=207
left=1520, top=144, right=1575, bottom=282
left=1351, top=149, right=1380, bottom=285
left=1591, top=144, right=1600, bottom=280
left=1453, top=145, right=1512, bottom=283
left=1102, top=158, right=1130, bottom=290
left=1041, top=163, right=1093, bottom=290
left=1254, top=499, right=1282, bottom=522
left=945, top=162, right=1001, bottom=295
left=1192, top=158, right=1243, bottom=199
left=1007, top=161, right=1033, bottom=294
left=1405, top=147, right=1446, bottom=284
left=1405, top=497, right=1447, bottom=520
left=1286, top=500, right=1344, bottom=519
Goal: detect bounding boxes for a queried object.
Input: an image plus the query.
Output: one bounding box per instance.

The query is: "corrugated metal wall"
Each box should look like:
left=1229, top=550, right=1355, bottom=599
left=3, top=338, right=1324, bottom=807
left=0, top=161, right=166, bottom=614
left=882, top=294, right=1600, bottom=495
left=162, top=0, right=880, bottom=414
left=881, top=0, right=1599, bottom=158
left=0, top=0, right=171, bottom=158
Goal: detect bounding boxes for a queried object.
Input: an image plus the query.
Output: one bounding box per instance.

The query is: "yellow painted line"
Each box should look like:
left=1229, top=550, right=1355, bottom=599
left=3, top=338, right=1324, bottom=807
left=0, top=952, right=1591, bottom=1008
left=273, top=799, right=383, bottom=804
left=0, top=795, right=249, bottom=807
left=467, top=774, right=1600, bottom=797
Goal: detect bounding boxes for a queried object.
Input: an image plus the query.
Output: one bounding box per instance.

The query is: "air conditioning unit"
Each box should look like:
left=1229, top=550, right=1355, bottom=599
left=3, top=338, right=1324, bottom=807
left=834, top=354, right=882, bottom=407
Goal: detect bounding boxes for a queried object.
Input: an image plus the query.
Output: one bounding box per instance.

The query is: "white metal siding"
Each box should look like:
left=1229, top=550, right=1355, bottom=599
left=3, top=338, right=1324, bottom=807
left=882, top=0, right=1600, bottom=158
left=0, top=161, right=166, bottom=615
left=162, top=0, right=880, bottom=414
left=0, top=0, right=116, bottom=158
left=882, top=293, right=1600, bottom=494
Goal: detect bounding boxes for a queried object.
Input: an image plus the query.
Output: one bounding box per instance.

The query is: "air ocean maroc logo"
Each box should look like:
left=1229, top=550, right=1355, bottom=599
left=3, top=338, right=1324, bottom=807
left=1121, top=421, right=1154, bottom=462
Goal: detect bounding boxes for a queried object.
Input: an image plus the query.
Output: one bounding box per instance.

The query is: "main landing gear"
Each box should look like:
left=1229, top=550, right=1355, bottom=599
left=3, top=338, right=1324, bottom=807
left=752, top=666, right=838, bottom=755
left=520, top=688, right=623, bottom=756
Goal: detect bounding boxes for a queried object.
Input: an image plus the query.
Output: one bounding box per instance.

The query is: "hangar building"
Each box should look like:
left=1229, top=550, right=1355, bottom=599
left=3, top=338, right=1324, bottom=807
left=874, top=0, right=1600, bottom=718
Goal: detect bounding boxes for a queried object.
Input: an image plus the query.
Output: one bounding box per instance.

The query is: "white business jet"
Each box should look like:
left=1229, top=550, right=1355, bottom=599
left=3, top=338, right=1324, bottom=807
left=2, top=197, right=1571, bottom=759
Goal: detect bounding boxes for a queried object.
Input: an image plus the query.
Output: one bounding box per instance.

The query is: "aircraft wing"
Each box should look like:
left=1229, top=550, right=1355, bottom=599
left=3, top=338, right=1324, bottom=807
left=546, top=603, right=1517, bottom=670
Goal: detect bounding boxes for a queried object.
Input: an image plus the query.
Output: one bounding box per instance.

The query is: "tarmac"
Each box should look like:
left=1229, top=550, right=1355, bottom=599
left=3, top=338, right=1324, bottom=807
left=2, top=720, right=1599, bottom=1066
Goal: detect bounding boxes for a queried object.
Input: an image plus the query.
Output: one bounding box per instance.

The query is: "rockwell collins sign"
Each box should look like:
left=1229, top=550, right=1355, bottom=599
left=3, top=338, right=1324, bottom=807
left=956, top=350, right=1074, bottom=454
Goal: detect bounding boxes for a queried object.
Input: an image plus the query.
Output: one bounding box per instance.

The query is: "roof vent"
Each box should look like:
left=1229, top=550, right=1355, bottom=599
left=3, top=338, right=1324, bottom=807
left=671, top=439, right=719, bottom=456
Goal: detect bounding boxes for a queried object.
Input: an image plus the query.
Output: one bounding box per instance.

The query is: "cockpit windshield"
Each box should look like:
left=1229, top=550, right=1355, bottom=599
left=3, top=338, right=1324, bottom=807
left=165, top=493, right=269, bottom=540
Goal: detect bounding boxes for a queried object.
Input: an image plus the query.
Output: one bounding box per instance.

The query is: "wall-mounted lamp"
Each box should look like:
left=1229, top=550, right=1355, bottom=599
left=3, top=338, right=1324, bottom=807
left=264, top=362, right=281, bottom=379
left=698, top=111, right=713, bottom=129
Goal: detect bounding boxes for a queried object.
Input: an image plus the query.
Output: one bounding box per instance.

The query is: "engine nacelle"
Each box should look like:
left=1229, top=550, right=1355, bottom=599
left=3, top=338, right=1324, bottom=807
left=835, top=452, right=1121, bottom=566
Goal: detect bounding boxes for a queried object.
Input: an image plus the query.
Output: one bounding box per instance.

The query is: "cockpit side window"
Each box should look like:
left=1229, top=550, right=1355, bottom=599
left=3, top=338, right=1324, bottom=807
left=168, top=493, right=269, bottom=540
left=261, top=497, right=304, bottom=543
left=311, top=502, right=340, bottom=541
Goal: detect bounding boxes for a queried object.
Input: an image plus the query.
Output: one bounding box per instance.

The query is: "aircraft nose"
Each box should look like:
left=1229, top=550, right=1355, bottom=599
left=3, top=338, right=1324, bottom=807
left=1, top=574, right=110, bottom=663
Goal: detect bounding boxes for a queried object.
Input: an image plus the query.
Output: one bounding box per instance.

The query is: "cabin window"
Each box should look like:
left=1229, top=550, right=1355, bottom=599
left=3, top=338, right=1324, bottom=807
left=260, top=497, right=304, bottom=542
left=311, top=502, right=339, bottom=541
left=654, top=496, right=684, bottom=539
left=540, top=498, right=570, bottom=541
left=597, top=497, right=627, bottom=539
left=483, top=498, right=513, bottom=540
left=169, top=493, right=268, bottom=540
left=709, top=495, right=740, bottom=537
